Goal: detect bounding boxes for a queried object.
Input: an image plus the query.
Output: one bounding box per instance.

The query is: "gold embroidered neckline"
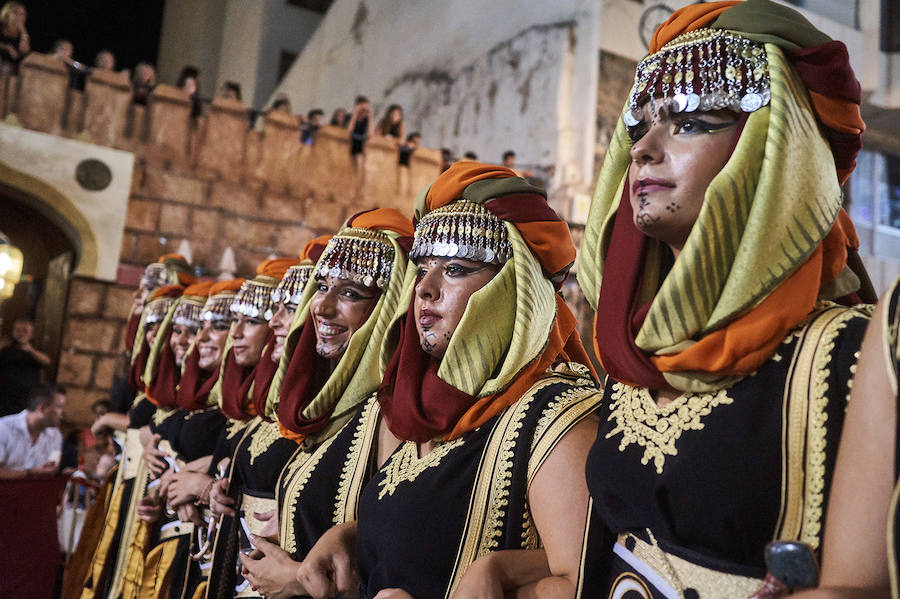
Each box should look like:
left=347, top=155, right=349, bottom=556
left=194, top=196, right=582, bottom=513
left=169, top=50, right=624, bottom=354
left=605, top=382, right=734, bottom=474
left=377, top=438, right=465, bottom=500
left=247, top=419, right=283, bottom=465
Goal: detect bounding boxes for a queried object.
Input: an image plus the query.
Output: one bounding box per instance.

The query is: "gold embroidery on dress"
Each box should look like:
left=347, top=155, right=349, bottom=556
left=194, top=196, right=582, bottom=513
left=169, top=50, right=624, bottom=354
left=226, top=419, right=245, bottom=439
left=605, top=382, right=734, bottom=474
left=801, top=307, right=861, bottom=547
left=521, top=502, right=539, bottom=550
left=280, top=436, right=333, bottom=555
left=377, top=438, right=465, bottom=500
left=152, top=407, right=177, bottom=427
left=247, top=419, right=282, bottom=465
left=528, top=385, right=600, bottom=482
left=333, top=398, right=379, bottom=525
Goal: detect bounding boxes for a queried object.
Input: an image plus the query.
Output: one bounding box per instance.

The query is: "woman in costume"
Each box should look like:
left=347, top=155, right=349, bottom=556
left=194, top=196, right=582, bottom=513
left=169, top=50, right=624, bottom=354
left=234, top=210, right=413, bottom=599
left=202, top=256, right=305, bottom=599
left=576, top=1, right=873, bottom=595
left=79, top=273, right=192, bottom=599
left=121, top=282, right=232, bottom=599
left=296, top=162, right=600, bottom=599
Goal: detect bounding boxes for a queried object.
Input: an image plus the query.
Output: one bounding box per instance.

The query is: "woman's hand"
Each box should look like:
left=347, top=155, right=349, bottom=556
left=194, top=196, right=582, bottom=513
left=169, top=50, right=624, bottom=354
left=240, top=535, right=305, bottom=599
left=374, top=590, right=415, bottom=599
left=209, top=477, right=235, bottom=517
left=137, top=492, right=162, bottom=523
left=296, top=521, right=359, bottom=599
left=167, top=471, right=212, bottom=506
left=175, top=502, right=204, bottom=527
left=450, top=553, right=504, bottom=599
left=143, top=434, right=167, bottom=477
left=255, top=508, right=279, bottom=540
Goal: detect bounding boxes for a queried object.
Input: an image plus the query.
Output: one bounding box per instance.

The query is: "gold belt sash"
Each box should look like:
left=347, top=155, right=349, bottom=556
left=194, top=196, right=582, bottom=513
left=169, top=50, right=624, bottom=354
left=611, top=532, right=762, bottom=598
left=240, top=493, right=276, bottom=537
left=158, top=518, right=195, bottom=542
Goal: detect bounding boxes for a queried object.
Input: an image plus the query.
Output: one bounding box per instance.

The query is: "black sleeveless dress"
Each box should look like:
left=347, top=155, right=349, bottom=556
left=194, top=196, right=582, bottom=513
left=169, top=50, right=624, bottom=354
left=206, top=416, right=300, bottom=599
left=277, top=396, right=381, bottom=564
left=579, top=303, right=870, bottom=598
left=357, top=363, right=599, bottom=598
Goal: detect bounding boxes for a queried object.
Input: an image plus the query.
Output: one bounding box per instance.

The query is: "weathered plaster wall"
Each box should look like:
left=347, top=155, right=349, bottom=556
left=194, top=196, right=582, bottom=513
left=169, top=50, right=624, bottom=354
left=157, top=0, right=227, bottom=98
left=0, top=124, right=133, bottom=281
left=270, top=0, right=601, bottom=218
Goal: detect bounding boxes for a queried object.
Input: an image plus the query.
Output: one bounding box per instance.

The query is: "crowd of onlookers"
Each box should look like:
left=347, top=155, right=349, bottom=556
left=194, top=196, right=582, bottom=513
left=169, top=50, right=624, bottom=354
left=0, top=0, right=536, bottom=175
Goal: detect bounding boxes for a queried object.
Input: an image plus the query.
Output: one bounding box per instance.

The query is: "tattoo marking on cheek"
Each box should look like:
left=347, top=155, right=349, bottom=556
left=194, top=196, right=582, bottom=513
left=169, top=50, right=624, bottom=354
left=635, top=192, right=660, bottom=228
left=664, top=201, right=680, bottom=213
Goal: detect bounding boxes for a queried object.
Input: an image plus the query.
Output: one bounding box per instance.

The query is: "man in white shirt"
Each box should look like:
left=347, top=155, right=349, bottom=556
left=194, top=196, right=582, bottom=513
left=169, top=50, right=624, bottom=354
left=0, top=384, right=65, bottom=478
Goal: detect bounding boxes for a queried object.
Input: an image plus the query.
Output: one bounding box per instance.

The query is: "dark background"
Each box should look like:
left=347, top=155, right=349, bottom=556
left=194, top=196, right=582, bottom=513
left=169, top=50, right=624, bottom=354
left=24, top=0, right=165, bottom=71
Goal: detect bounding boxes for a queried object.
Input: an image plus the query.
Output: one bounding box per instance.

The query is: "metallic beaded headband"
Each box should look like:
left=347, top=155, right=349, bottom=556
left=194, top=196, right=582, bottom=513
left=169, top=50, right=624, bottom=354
left=410, top=200, right=511, bottom=265
left=269, top=263, right=314, bottom=314
left=231, top=275, right=280, bottom=320
left=624, top=28, right=770, bottom=128
left=201, top=291, right=237, bottom=323
left=316, top=228, right=395, bottom=289
left=173, top=296, right=205, bottom=329
left=144, top=297, right=176, bottom=325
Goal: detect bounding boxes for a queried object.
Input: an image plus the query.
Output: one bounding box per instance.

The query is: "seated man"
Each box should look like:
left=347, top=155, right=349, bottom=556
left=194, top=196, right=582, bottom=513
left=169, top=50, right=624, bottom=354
left=0, top=384, right=65, bottom=478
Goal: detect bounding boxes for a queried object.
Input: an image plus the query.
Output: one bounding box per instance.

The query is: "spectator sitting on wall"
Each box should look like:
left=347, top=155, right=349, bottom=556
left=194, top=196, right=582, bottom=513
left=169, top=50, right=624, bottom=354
left=0, top=316, right=50, bottom=417
left=218, top=80, right=242, bottom=102
left=301, top=108, right=324, bottom=144
left=501, top=149, right=534, bottom=178
left=329, top=107, right=348, bottom=127
left=0, top=384, right=65, bottom=478
left=440, top=147, right=454, bottom=172
left=398, top=131, right=420, bottom=167
left=177, top=64, right=202, bottom=118
left=376, top=103, right=405, bottom=141
left=347, top=95, right=374, bottom=163
left=93, top=48, right=115, bottom=71
left=131, top=61, right=157, bottom=105
left=53, top=39, right=88, bottom=90
left=0, top=1, right=29, bottom=74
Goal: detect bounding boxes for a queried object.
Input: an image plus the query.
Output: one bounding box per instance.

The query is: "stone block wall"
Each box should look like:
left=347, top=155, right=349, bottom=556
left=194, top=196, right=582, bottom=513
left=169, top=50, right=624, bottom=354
left=1, top=52, right=442, bottom=425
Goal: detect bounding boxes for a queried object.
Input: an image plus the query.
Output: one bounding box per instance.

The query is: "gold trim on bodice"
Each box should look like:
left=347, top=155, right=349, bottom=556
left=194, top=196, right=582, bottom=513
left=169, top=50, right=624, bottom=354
left=604, top=383, right=734, bottom=474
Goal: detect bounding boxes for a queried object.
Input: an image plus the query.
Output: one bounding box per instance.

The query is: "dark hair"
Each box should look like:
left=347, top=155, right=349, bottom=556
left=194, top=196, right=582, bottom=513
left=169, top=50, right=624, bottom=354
left=52, top=39, right=72, bottom=54
left=502, top=150, right=515, bottom=161
left=223, top=81, right=242, bottom=101
left=377, top=104, right=403, bottom=136
left=463, top=151, right=478, bottom=160
left=26, top=384, right=65, bottom=412
left=12, top=315, right=32, bottom=326
left=91, top=398, right=111, bottom=412
left=329, top=108, right=347, bottom=126
left=272, top=96, right=291, bottom=110
left=406, top=132, right=420, bottom=142
left=354, top=95, right=369, bottom=106
left=307, top=109, right=324, bottom=119
left=177, top=65, right=199, bottom=88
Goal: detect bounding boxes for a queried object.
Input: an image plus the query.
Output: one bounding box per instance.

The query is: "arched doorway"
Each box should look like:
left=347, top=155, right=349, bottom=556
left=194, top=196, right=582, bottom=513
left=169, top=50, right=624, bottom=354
left=0, top=184, right=81, bottom=385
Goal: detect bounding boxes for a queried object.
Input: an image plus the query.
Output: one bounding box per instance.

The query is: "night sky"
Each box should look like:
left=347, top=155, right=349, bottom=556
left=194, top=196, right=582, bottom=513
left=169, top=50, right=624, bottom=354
left=25, top=1, right=165, bottom=72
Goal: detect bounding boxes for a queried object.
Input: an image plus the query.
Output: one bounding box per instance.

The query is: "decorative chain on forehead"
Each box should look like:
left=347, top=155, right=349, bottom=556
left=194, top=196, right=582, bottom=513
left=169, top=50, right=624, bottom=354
left=624, top=29, right=770, bottom=128
left=173, top=296, right=205, bottom=329
left=144, top=297, right=176, bottom=325
left=317, top=228, right=395, bottom=289
left=410, top=200, right=512, bottom=265
left=231, top=276, right=279, bottom=320
left=268, top=263, right=314, bottom=318
left=202, top=291, right=237, bottom=323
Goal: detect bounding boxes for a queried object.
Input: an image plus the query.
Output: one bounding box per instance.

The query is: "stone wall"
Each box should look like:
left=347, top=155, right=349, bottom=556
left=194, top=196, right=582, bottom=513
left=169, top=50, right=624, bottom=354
left=0, top=52, right=441, bottom=425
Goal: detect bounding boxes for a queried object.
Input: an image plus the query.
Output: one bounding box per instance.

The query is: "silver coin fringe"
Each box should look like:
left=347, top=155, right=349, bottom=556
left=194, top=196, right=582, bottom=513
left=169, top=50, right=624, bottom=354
left=624, top=29, right=770, bottom=127
left=410, top=200, right=511, bottom=265
left=316, top=229, right=395, bottom=289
